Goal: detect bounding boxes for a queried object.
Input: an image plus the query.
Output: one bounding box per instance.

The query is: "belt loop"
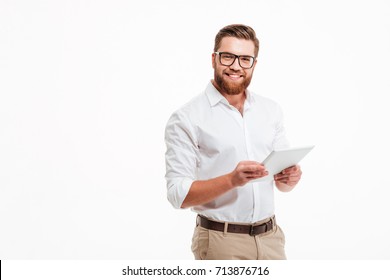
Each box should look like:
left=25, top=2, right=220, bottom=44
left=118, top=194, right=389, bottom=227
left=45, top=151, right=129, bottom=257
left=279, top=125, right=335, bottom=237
left=271, top=215, right=276, bottom=231
left=223, top=222, right=228, bottom=236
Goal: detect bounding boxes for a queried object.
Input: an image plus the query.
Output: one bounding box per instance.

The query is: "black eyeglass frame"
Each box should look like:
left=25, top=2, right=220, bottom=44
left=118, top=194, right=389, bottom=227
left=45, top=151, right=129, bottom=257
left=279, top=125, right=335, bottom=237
left=214, top=51, right=256, bottom=69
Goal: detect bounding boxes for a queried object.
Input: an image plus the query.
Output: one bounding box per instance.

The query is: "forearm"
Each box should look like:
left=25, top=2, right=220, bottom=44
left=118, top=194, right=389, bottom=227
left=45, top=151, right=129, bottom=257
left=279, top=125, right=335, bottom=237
left=181, top=173, right=235, bottom=208
left=180, top=161, right=267, bottom=208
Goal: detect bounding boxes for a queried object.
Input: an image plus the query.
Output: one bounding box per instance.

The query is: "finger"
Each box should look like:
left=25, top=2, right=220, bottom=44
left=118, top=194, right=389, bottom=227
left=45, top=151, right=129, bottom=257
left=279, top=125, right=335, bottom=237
left=247, top=168, right=269, bottom=176
left=246, top=170, right=268, bottom=178
left=275, top=178, right=299, bottom=185
left=241, top=164, right=266, bottom=173
left=274, top=173, right=291, bottom=180
left=247, top=173, right=269, bottom=180
left=274, top=174, right=300, bottom=182
left=275, top=174, right=300, bottom=184
left=276, top=172, right=301, bottom=178
left=280, top=171, right=301, bottom=180
left=243, top=169, right=267, bottom=175
left=282, top=165, right=300, bottom=174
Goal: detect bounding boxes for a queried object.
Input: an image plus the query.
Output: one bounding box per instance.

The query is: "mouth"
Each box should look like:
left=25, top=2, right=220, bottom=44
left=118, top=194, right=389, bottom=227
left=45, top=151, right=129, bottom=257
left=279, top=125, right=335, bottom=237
left=225, top=72, right=244, bottom=81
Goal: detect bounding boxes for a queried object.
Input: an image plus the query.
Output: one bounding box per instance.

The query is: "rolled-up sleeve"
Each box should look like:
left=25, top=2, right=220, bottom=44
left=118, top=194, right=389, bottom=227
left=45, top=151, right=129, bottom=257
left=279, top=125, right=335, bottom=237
left=164, top=110, right=199, bottom=209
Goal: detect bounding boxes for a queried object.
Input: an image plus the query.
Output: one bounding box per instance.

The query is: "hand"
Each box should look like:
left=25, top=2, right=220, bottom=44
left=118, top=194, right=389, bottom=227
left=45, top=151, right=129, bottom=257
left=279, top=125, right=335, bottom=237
left=274, top=165, right=302, bottom=187
left=230, top=161, right=268, bottom=187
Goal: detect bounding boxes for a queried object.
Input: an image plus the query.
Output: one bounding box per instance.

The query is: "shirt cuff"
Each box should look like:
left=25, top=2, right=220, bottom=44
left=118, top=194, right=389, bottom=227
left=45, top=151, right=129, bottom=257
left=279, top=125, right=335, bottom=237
left=167, top=177, right=194, bottom=209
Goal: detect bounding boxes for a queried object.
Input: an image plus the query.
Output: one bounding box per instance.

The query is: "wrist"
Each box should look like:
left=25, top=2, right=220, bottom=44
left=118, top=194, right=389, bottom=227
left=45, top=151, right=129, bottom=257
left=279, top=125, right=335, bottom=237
left=225, top=172, right=236, bottom=189
left=275, top=181, right=295, bottom=192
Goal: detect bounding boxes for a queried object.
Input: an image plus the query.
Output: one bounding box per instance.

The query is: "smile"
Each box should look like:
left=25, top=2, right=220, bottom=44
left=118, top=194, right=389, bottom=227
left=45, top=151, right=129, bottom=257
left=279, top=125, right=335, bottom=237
left=225, top=73, right=244, bottom=80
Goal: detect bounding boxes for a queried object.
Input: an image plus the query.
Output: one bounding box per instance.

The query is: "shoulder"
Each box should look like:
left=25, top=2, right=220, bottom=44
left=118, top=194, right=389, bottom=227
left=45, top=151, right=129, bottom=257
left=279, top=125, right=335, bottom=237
left=179, top=92, right=208, bottom=113
left=249, top=90, right=283, bottom=112
left=169, top=91, right=209, bottom=122
left=165, top=91, right=209, bottom=133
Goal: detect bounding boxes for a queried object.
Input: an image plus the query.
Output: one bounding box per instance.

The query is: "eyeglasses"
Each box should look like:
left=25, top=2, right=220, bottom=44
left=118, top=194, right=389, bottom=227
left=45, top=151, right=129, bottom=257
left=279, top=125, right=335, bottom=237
left=214, top=52, right=256, bottom=69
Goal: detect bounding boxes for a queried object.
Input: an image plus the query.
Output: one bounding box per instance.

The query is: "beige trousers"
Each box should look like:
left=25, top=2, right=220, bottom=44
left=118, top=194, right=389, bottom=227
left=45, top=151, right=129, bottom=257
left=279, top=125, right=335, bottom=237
left=191, top=217, right=287, bottom=260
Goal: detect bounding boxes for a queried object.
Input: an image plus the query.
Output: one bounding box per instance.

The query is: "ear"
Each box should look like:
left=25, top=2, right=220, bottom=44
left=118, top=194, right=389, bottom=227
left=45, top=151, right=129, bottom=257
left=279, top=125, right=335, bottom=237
left=212, top=52, right=216, bottom=69
left=251, top=58, right=258, bottom=71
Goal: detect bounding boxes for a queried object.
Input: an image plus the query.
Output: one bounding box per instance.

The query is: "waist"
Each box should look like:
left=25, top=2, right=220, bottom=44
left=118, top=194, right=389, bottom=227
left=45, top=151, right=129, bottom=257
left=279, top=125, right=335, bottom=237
left=197, top=215, right=276, bottom=236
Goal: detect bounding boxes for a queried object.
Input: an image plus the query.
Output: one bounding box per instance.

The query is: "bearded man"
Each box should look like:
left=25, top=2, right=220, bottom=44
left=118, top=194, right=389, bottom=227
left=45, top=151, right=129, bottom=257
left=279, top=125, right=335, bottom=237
left=164, top=24, right=302, bottom=260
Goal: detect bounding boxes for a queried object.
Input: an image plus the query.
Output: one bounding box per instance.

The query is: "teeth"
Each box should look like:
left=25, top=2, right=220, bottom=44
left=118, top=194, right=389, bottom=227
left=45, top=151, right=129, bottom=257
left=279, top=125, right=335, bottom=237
left=227, top=74, right=241, bottom=79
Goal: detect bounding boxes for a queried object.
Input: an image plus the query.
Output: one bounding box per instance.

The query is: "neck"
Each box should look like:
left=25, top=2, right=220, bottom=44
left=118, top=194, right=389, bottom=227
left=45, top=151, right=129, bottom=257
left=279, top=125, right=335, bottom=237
left=211, top=79, right=246, bottom=108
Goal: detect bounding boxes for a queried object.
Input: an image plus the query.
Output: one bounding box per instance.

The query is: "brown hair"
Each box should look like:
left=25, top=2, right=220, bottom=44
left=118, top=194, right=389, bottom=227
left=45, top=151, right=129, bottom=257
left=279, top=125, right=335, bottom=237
left=214, top=24, right=260, bottom=57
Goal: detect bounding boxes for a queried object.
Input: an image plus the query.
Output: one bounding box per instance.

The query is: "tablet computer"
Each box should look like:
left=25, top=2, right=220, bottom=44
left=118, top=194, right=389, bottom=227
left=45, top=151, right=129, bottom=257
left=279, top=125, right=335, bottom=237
left=252, top=145, right=315, bottom=182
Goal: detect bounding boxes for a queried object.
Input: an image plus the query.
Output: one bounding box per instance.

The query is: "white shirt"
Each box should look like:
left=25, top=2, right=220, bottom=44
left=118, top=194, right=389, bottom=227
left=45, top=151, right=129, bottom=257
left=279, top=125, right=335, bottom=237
left=165, top=82, right=289, bottom=223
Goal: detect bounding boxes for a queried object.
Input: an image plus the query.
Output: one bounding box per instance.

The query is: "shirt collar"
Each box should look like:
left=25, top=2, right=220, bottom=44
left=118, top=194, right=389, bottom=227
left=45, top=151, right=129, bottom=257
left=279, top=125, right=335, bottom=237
left=205, top=81, right=225, bottom=107
left=205, top=81, right=255, bottom=107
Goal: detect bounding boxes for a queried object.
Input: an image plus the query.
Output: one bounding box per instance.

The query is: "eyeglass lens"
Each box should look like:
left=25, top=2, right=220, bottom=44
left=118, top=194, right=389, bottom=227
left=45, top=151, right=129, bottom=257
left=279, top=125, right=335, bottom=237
left=219, top=53, right=254, bottom=69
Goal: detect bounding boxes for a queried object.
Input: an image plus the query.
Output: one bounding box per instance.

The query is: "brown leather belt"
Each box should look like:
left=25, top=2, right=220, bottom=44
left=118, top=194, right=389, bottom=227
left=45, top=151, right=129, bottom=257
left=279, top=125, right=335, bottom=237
left=198, top=215, right=275, bottom=236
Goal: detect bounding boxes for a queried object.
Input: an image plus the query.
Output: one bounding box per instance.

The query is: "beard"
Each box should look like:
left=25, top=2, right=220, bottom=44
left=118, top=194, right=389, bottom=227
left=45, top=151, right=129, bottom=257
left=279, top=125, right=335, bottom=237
left=214, top=69, right=253, bottom=95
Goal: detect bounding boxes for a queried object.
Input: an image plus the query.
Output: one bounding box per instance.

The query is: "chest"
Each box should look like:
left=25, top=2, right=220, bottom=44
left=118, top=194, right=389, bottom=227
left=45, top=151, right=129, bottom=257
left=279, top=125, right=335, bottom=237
left=195, top=107, right=276, bottom=158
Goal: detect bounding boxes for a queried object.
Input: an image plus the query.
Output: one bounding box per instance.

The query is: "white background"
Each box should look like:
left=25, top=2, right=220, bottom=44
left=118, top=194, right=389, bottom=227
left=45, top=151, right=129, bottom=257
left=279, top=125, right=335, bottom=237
left=1, top=0, right=389, bottom=259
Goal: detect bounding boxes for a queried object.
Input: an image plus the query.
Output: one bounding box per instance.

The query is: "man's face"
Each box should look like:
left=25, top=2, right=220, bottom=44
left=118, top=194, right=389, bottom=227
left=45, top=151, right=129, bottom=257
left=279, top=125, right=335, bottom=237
left=212, top=37, right=257, bottom=95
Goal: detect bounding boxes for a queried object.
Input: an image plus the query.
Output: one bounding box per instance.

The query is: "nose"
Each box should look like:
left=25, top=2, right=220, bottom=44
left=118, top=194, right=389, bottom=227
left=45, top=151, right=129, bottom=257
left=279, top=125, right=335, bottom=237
left=230, top=57, right=242, bottom=70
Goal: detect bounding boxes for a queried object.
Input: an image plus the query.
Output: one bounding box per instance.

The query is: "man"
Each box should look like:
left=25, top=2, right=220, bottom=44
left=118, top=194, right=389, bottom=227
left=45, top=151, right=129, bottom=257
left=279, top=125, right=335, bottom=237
left=164, top=24, right=302, bottom=260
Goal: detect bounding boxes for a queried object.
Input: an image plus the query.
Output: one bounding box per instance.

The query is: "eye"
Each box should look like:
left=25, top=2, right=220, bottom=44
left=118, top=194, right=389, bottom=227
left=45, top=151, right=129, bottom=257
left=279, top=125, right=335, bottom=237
left=222, top=54, right=235, bottom=60
left=241, top=56, right=252, bottom=62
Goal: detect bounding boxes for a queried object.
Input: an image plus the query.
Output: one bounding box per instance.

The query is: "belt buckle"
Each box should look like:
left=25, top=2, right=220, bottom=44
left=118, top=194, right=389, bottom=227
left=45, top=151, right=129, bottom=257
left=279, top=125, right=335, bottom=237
left=250, top=222, right=269, bottom=236
left=249, top=225, right=256, bottom=236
